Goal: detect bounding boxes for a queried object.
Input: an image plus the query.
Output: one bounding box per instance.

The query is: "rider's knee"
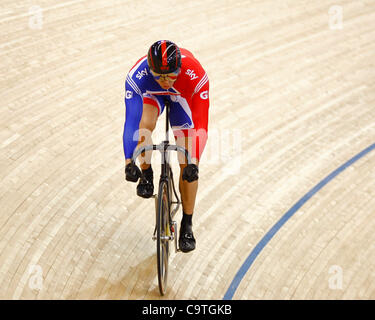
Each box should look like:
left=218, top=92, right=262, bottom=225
left=139, top=119, right=156, bottom=132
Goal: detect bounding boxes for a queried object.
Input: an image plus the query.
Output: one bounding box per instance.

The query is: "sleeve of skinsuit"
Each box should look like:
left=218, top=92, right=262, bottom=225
left=187, top=78, right=210, bottom=162
left=123, top=80, right=143, bottom=160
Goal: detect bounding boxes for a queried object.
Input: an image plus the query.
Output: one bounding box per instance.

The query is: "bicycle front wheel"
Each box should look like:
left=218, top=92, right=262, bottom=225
left=156, top=180, right=170, bottom=295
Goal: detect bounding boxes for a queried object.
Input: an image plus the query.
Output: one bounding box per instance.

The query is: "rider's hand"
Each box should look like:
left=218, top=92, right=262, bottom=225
left=125, top=163, right=141, bottom=182
left=182, top=164, right=199, bottom=182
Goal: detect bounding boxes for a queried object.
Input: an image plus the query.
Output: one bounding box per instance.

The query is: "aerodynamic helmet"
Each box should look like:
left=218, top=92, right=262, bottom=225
left=147, top=40, right=181, bottom=74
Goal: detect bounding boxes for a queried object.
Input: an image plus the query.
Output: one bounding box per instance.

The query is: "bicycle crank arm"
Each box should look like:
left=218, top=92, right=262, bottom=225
left=172, top=221, right=180, bottom=253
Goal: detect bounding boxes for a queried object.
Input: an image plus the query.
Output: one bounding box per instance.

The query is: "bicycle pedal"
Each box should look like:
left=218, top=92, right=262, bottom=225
left=171, top=221, right=177, bottom=233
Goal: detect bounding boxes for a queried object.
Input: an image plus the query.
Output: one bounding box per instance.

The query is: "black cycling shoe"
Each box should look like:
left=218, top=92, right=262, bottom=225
left=179, top=227, right=196, bottom=253
left=136, top=167, right=154, bottom=198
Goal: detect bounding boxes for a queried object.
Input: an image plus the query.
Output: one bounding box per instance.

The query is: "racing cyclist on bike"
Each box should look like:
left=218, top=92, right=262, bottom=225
left=123, top=40, right=210, bottom=253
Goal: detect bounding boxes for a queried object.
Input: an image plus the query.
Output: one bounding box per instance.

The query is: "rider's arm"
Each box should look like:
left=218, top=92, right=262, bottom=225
left=123, top=79, right=143, bottom=164
left=189, top=78, right=210, bottom=164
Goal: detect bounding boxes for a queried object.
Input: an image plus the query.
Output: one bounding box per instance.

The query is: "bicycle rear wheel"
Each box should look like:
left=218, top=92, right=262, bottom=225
left=156, top=180, right=170, bottom=295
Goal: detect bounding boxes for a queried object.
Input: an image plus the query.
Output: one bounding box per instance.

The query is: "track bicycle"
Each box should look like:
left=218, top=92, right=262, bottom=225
left=130, top=99, right=193, bottom=295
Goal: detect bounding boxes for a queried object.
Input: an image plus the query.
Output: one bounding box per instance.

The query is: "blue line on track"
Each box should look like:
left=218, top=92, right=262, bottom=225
left=223, top=142, right=375, bottom=300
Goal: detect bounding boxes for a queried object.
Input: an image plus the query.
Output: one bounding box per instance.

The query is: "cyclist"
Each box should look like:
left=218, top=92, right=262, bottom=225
left=123, top=40, right=210, bottom=253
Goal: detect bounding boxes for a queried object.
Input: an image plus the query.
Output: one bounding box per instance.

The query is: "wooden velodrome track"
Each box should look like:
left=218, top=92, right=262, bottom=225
left=0, top=0, right=374, bottom=300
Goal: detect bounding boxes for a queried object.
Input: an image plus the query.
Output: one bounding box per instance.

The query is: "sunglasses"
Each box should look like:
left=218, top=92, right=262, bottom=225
left=151, top=69, right=180, bottom=81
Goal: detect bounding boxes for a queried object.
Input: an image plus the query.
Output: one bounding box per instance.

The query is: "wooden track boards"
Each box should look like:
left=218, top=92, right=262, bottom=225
left=0, top=0, right=374, bottom=299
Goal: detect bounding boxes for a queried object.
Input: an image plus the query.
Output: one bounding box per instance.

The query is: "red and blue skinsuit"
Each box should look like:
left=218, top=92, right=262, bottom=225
left=123, top=48, right=210, bottom=162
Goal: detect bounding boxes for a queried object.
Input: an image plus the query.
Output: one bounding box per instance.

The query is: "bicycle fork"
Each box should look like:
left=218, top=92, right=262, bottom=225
left=152, top=193, right=180, bottom=253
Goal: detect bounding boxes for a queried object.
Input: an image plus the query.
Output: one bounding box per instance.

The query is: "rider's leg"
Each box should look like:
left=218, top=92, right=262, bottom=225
left=137, top=103, right=158, bottom=170
left=176, top=135, right=198, bottom=252
left=179, top=163, right=199, bottom=215
left=169, top=86, right=209, bottom=252
left=176, top=136, right=199, bottom=214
